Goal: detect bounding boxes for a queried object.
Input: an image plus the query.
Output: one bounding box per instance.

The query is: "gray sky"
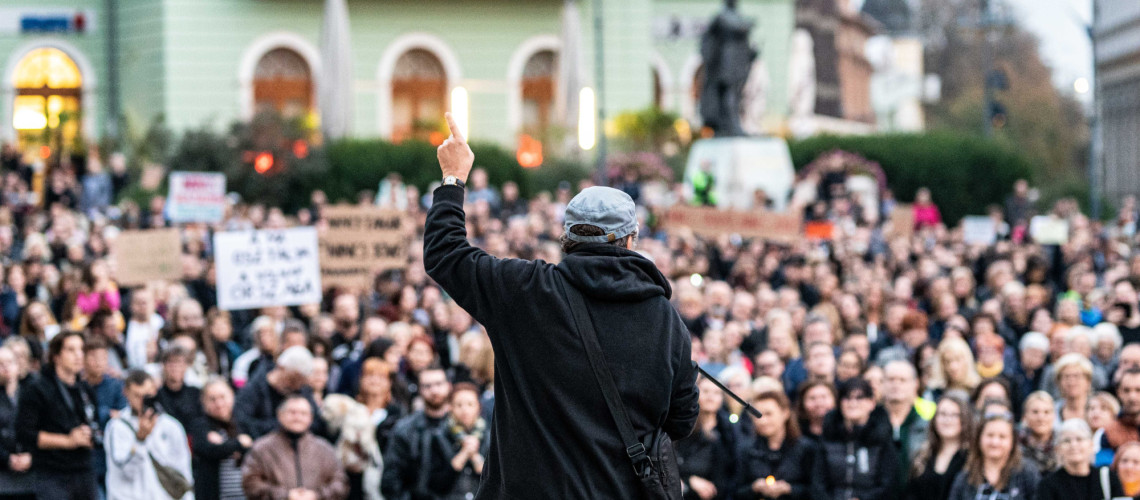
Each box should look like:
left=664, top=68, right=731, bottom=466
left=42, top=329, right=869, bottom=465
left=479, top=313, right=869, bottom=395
left=851, top=0, right=1094, bottom=103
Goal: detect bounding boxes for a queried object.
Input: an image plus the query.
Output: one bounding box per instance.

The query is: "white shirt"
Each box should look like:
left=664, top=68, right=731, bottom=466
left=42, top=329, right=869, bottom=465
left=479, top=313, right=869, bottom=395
left=105, top=409, right=194, bottom=500
left=125, top=314, right=165, bottom=369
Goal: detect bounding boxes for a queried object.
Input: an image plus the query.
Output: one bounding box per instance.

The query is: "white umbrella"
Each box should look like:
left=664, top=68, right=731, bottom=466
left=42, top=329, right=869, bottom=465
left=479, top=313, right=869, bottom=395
left=319, top=0, right=352, bottom=139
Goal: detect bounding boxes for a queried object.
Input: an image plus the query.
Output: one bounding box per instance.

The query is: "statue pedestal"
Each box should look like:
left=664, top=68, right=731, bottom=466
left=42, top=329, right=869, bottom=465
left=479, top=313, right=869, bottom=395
left=683, top=137, right=796, bottom=212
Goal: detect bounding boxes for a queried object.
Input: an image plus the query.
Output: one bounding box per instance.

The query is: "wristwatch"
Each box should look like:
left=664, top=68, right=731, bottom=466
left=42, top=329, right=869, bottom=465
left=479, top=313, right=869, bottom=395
left=442, top=175, right=466, bottom=189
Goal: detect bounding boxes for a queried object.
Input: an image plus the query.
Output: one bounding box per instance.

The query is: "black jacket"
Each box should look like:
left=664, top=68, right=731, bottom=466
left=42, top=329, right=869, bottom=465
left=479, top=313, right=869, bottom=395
left=233, top=371, right=327, bottom=440
left=424, top=185, right=700, bottom=500
left=15, top=366, right=98, bottom=473
left=191, top=416, right=248, bottom=500
left=676, top=411, right=739, bottom=500
left=946, top=462, right=1040, bottom=500
left=734, top=434, right=813, bottom=500
left=811, top=406, right=897, bottom=500
left=381, top=411, right=451, bottom=500
left=157, top=383, right=205, bottom=435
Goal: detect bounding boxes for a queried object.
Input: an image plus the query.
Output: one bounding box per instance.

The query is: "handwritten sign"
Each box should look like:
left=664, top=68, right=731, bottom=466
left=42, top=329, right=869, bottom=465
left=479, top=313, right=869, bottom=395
left=112, top=229, right=182, bottom=286
left=214, top=227, right=321, bottom=310
left=661, top=205, right=801, bottom=242
left=168, top=171, right=226, bottom=223
left=319, top=206, right=410, bottom=288
left=962, top=216, right=997, bottom=245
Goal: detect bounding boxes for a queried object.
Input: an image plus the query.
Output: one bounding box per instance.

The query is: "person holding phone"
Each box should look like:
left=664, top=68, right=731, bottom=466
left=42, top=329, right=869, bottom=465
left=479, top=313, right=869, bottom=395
left=105, top=369, right=193, bottom=500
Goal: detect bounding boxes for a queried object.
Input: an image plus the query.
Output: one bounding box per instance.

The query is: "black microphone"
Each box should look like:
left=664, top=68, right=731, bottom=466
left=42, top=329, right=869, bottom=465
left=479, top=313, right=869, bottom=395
left=696, top=365, right=762, bottom=419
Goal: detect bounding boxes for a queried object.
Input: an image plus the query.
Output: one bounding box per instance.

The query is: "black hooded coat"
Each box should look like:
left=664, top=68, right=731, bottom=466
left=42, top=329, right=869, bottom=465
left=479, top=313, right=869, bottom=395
left=424, top=184, right=700, bottom=500
left=810, top=406, right=897, bottom=500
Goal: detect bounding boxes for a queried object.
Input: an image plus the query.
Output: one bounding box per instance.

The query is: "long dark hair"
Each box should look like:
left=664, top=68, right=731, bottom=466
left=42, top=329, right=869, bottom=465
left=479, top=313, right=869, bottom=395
left=755, top=390, right=801, bottom=441
left=911, top=392, right=974, bottom=477
left=964, top=411, right=1023, bottom=489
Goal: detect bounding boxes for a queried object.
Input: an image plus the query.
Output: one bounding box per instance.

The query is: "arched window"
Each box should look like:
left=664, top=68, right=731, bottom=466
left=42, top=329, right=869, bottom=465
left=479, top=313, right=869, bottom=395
left=520, top=50, right=557, bottom=134
left=253, top=48, right=313, bottom=117
left=391, top=49, right=447, bottom=143
left=12, top=48, right=83, bottom=148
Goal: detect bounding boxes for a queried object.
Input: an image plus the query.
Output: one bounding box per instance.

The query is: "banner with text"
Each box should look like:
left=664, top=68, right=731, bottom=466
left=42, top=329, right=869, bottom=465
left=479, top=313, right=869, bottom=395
left=319, top=206, right=410, bottom=288
left=112, top=229, right=182, bottom=286
left=962, top=216, right=998, bottom=245
left=168, top=171, right=226, bottom=223
left=214, top=227, right=321, bottom=310
left=661, top=206, right=801, bottom=242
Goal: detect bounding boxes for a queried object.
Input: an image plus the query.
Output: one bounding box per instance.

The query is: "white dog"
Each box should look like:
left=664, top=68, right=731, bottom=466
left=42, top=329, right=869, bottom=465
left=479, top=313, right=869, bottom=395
left=322, top=394, right=384, bottom=500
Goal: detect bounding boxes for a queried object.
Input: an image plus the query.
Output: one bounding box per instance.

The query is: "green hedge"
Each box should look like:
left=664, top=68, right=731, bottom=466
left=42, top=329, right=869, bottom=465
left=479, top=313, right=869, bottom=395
left=788, top=132, right=1034, bottom=224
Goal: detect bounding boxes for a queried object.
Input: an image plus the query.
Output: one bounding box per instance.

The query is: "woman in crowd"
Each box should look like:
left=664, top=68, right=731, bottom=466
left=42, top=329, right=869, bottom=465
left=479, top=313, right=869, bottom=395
left=436, top=383, right=489, bottom=500
left=972, top=378, right=1016, bottom=415
left=1087, top=391, right=1121, bottom=467
left=835, top=349, right=864, bottom=384
left=947, top=410, right=1039, bottom=500
left=1112, top=441, right=1140, bottom=497
left=926, top=337, right=981, bottom=402
left=1037, top=419, right=1123, bottom=500
left=1053, top=353, right=1094, bottom=423
left=17, top=300, right=58, bottom=365
left=309, top=356, right=330, bottom=404
left=1019, top=390, right=1059, bottom=473
left=735, top=390, right=811, bottom=500
left=206, top=309, right=240, bottom=379
left=191, top=378, right=252, bottom=500
left=676, top=377, right=738, bottom=500
left=74, top=258, right=119, bottom=319
left=795, top=380, right=836, bottom=441
left=358, top=358, right=403, bottom=454
left=906, top=393, right=974, bottom=500
left=812, top=378, right=895, bottom=500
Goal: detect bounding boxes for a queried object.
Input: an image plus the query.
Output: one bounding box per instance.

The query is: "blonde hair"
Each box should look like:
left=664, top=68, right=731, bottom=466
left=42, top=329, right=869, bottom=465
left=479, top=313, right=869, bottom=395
left=928, top=337, right=981, bottom=391
left=1052, top=353, right=1094, bottom=385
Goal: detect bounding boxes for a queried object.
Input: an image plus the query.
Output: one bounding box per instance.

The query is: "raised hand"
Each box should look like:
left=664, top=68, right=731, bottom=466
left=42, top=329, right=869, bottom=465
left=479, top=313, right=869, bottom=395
left=437, top=112, right=474, bottom=184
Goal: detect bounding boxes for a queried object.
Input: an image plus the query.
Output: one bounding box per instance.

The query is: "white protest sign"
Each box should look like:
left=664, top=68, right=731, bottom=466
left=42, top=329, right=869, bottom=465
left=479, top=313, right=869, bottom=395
left=214, top=227, right=321, bottom=310
left=1030, top=215, right=1069, bottom=245
left=962, top=216, right=997, bottom=246
left=168, top=171, right=226, bottom=223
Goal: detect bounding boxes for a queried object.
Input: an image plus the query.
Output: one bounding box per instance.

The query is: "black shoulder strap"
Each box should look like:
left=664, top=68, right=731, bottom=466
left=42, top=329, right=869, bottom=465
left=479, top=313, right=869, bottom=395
left=556, top=278, right=649, bottom=475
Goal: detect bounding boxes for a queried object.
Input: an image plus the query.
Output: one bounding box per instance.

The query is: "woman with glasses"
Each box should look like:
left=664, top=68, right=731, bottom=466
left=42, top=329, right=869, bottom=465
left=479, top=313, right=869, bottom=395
left=1020, top=391, right=1059, bottom=473
left=905, top=393, right=974, bottom=500
left=1037, top=419, right=1123, bottom=500
left=947, top=410, right=1040, bottom=500
left=811, top=378, right=896, bottom=500
left=736, top=390, right=812, bottom=499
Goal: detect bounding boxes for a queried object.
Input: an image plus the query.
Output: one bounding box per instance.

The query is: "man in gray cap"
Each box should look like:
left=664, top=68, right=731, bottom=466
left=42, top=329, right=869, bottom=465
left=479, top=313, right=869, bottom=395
left=424, top=113, right=698, bottom=499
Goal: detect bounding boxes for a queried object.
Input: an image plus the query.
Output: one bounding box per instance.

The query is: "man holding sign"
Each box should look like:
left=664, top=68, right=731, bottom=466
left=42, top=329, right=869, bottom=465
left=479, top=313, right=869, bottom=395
left=424, top=114, right=698, bottom=498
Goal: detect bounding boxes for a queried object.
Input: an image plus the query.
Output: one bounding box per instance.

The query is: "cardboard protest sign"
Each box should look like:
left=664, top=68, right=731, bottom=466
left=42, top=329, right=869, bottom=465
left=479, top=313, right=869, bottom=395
left=167, top=171, right=226, bottom=223
left=962, top=216, right=997, bottom=245
left=214, top=227, right=322, bottom=310
left=319, top=205, right=410, bottom=289
left=888, top=204, right=914, bottom=239
left=1030, top=215, right=1069, bottom=245
left=112, top=229, right=182, bottom=286
left=661, top=205, right=801, bottom=242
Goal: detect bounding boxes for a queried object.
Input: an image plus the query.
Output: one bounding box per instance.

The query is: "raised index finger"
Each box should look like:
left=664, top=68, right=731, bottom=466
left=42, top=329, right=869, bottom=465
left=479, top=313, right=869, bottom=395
left=445, top=112, right=465, bottom=144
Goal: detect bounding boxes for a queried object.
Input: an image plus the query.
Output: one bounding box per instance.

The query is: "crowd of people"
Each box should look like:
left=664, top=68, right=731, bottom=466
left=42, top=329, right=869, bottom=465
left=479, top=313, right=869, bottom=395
left=1, top=141, right=1140, bottom=500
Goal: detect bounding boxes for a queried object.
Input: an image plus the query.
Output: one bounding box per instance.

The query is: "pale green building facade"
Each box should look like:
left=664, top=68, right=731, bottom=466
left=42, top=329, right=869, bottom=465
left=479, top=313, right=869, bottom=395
left=1, top=0, right=793, bottom=151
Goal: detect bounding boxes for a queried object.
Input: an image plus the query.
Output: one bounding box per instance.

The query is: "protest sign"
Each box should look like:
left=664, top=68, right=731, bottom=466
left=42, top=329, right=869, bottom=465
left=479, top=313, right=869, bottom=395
left=214, top=227, right=321, bottom=310
left=1030, top=215, right=1070, bottom=245
left=111, top=229, right=182, bottom=286
left=888, top=204, right=914, bottom=239
left=319, top=205, right=410, bottom=288
left=962, top=216, right=997, bottom=245
left=661, top=205, right=801, bottom=242
left=167, top=171, right=226, bottom=223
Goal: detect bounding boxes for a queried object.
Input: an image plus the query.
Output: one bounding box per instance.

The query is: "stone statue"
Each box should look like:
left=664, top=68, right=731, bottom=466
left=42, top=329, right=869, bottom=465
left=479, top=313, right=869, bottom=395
left=699, top=0, right=758, bottom=137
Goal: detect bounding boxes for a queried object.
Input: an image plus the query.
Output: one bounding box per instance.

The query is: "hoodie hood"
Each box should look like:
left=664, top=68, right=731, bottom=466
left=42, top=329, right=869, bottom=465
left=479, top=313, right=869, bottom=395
left=556, top=243, right=672, bottom=302
left=821, top=405, right=892, bottom=445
